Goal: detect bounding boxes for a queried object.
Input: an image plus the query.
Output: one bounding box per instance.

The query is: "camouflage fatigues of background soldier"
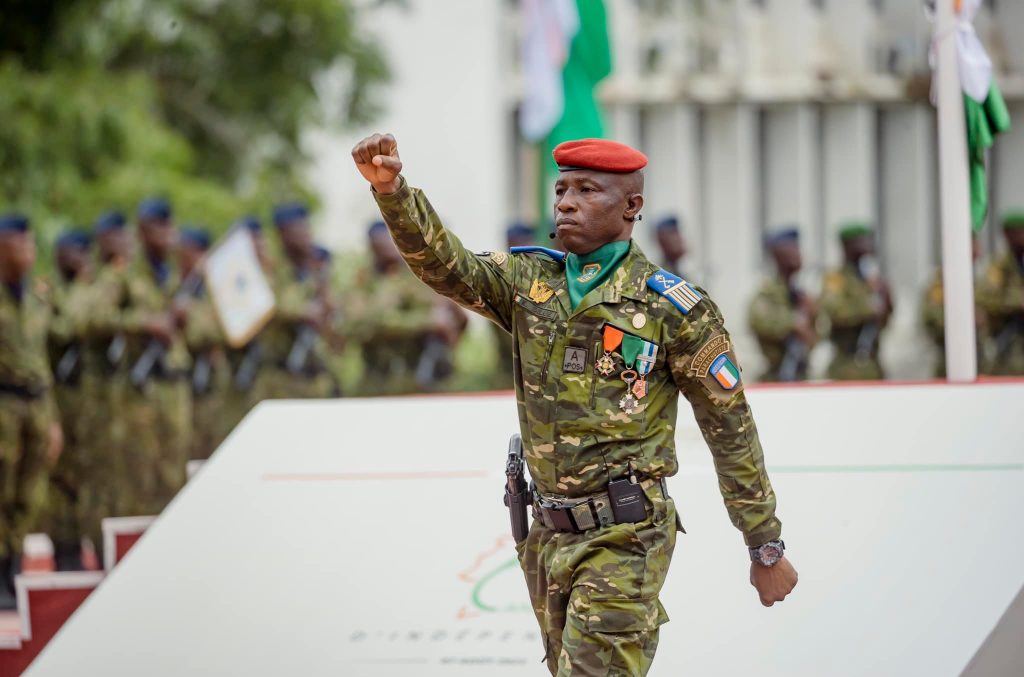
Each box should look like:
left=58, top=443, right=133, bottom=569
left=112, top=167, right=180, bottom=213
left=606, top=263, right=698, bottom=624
left=976, top=213, right=1024, bottom=376
left=254, top=204, right=336, bottom=401
left=820, top=223, right=892, bottom=381
left=87, top=199, right=192, bottom=515
left=43, top=232, right=95, bottom=568
left=0, top=213, right=59, bottom=608
left=365, top=139, right=786, bottom=675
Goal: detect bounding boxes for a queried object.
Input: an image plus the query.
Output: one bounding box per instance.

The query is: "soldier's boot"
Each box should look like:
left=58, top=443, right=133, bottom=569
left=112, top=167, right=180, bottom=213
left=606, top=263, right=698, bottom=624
left=53, top=540, right=83, bottom=572
left=0, top=556, right=17, bottom=610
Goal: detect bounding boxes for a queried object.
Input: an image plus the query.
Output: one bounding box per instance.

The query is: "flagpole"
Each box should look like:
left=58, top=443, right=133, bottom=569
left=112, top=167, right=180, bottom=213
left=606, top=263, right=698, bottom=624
left=935, top=0, right=977, bottom=382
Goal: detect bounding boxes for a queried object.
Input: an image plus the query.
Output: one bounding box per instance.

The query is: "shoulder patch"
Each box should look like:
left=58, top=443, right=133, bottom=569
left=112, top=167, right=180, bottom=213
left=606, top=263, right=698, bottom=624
left=646, top=269, right=702, bottom=315
left=509, top=246, right=567, bottom=263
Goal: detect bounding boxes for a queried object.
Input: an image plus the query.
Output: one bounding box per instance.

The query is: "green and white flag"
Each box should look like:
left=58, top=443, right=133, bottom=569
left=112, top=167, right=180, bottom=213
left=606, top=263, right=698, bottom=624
left=520, top=0, right=612, bottom=226
left=933, top=0, right=1012, bottom=230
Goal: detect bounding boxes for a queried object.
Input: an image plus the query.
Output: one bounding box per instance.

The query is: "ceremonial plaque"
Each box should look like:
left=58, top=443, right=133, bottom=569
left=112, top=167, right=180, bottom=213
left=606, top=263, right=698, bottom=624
left=204, top=227, right=276, bottom=348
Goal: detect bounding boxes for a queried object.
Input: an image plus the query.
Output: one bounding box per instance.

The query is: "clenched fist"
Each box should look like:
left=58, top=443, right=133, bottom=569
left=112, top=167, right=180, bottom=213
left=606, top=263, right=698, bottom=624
left=750, top=556, right=798, bottom=607
left=352, top=133, right=403, bottom=194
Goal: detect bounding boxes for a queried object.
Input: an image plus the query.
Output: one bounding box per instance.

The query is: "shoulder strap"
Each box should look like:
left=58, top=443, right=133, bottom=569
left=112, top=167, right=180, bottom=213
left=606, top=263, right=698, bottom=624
left=509, top=246, right=567, bottom=263
left=646, top=269, right=702, bottom=315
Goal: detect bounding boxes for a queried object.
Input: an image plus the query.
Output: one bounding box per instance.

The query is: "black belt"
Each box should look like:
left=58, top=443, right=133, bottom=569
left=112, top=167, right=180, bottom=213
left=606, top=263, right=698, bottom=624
left=273, top=361, right=326, bottom=378
left=0, top=382, right=48, bottom=399
left=532, top=477, right=667, bottom=534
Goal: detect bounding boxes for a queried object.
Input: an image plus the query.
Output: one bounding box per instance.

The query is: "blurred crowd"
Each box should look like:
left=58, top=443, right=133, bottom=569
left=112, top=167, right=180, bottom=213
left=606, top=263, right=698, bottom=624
left=2, top=198, right=1023, bottom=610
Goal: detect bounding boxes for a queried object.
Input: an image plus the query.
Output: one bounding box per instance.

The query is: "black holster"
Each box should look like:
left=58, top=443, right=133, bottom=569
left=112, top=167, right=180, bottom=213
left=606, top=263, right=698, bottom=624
left=503, top=433, right=531, bottom=544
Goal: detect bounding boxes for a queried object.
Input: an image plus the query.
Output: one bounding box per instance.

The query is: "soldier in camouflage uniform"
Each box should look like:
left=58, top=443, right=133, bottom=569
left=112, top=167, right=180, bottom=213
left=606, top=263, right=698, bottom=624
left=0, top=213, right=62, bottom=608
left=253, top=204, right=335, bottom=400
left=347, top=221, right=464, bottom=396
left=86, top=198, right=192, bottom=515
left=178, top=227, right=231, bottom=459
left=44, top=230, right=94, bottom=570
left=71, top=211, right=134, bottom=553
left=976, top=212, right=1024, bottom=376
left=748, top=228, right=818, bottom=382
left=353, top=134, right=796, bottom=676
left=820, top=223, right=893, bottom=381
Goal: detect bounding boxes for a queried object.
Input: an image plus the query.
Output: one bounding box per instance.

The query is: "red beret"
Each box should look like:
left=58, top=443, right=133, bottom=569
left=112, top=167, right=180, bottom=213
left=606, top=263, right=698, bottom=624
left=552, top=138, right=648, bottom=173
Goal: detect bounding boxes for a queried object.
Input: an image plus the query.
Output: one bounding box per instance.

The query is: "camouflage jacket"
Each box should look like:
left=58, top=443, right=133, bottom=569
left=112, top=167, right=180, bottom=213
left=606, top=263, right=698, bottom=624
left=747, top=276, right=814, bottom=380
left=84, top=258, right=191, bottom=373
left=0, top=278, right=53, bottom=393
left=976, top=253, right=1024, bottom=372
left=345, top=263, right=439, bottom=380
left=260, top=263, right=328, bottom=373
left=47, top=275, right=93, bottom=384
left=820, top=264, right=885, bottom=356
left=373, top=178, right=781, bottom=546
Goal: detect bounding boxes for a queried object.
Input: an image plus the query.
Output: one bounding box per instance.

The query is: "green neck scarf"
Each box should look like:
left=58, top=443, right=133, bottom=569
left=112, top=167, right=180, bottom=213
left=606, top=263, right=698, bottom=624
left=565, top=240, right=631, bottom=310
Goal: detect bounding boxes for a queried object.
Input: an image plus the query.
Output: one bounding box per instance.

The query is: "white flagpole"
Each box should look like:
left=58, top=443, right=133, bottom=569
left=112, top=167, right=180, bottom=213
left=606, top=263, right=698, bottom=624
left=935, top=0, right=978, bottom=382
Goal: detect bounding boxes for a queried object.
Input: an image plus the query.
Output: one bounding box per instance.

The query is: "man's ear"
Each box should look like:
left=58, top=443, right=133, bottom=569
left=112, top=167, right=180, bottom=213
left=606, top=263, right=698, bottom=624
left=624, top=193, right=644, bottom=222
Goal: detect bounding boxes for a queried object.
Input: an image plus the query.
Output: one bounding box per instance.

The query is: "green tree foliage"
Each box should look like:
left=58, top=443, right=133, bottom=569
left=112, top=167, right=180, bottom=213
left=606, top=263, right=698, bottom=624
left=0, top=0, right=389, bottom=244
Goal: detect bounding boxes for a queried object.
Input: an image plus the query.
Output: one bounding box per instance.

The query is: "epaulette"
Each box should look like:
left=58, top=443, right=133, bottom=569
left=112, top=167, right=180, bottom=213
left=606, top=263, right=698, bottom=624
left=646, top=269, right=702, bottom=315
left=509, top=246, right=566, bottom=263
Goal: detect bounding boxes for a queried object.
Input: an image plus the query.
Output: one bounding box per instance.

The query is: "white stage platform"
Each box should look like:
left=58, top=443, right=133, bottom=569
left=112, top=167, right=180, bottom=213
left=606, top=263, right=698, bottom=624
left=26, top=381, right=1024, bottom=676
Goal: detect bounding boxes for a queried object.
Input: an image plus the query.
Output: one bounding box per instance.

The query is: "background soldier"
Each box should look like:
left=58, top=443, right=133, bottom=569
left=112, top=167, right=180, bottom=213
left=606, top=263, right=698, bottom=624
left=347, top=221, right=464, bottom=396
left=44, top=230, right=94, bottom=570
left=353, top=134, right=796, bottom=676
left=255, top=203, right=335, bottom=400
left=72, top=210, right=133, bottom=556
left=179, top=227, right=230, bottom=460
left=89, top=198, right=192, bottom=516
left=820, top=223, right=893, bottom=380
left=0, top=213, right=62, bottom=609
left=654, top=215, right=688, bottom=278
left=977, top=211, right=1024, bottom=375
left=748, top=227, right=818, bottom=381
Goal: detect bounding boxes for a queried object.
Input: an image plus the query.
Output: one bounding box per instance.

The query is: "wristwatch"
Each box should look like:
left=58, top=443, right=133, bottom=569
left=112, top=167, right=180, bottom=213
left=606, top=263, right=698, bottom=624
left=749, top=539, right=785, bottom=567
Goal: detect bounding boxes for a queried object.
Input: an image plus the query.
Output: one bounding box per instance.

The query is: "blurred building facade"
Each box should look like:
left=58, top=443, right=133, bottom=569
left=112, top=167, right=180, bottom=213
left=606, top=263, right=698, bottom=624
left=311, top=0, right=1024, bottom=380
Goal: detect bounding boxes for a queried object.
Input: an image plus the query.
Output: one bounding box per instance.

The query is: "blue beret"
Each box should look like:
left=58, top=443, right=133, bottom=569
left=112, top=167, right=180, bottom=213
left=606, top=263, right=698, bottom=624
left=238, top=215, right=262, bottom=233
left=180, top=227, right=211, bottom=250
left=655, top=216, right=680, bottom=232
left=765, top=226, right=800, bottom=248
left=273, top=202, right=309, bottom=227
left=0, top=213, right=29, bottom=234
left=506, top=222, right=535, bottom=239
left=313, top=244, right=332, bottom=262
left=56, top=230, right=92, bottom=250
left=94, top=210, right=127, bottom=235
left=137, top=197, right=172, bottom=221
left=367, top=220, right=388, bottom=236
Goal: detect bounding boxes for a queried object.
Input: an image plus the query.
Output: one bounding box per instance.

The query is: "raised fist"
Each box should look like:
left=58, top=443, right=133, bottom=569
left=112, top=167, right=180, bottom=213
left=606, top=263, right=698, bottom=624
left=352, top=133, right=403, bottom=194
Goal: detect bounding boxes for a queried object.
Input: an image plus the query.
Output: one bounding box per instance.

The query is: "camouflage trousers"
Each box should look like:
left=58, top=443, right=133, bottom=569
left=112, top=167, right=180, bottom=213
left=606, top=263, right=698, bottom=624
left=191, top=370, right=232, bottom=461
left=120, top=378, right=192, bottom=515
left=40, top=383, right=92, bottom=546
left=75, top=373, right=131, bottom=550
left=516, top=484, right=677, bottom=676
left=0, top=393, right=54, bottom=558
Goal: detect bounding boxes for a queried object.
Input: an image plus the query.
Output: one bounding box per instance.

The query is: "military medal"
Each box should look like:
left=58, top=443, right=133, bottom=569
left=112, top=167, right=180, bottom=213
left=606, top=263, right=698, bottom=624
left=618, top=334, right=645, bottom=413
left=596, top=325, right=624, bottom=376
left=633, top=341, right=658, bottom=400
left=618, top=369, right=639, bottom=413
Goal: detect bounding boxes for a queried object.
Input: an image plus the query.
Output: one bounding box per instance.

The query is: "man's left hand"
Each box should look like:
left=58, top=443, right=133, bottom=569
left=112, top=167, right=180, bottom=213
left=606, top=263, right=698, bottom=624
left=750, top=557, right=798, bottom=607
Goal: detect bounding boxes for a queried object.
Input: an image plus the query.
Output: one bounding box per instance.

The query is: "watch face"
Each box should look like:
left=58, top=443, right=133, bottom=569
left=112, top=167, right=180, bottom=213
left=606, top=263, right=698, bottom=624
left=759, top=544, right=782, bottom=566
